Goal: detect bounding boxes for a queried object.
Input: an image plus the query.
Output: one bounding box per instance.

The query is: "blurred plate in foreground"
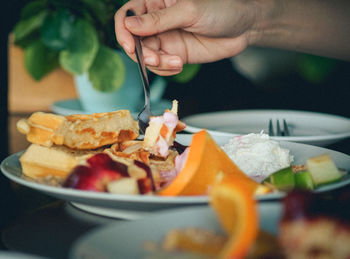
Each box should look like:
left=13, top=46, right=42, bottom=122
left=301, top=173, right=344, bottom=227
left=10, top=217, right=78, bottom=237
left=69, top=203, right=282, bottom=259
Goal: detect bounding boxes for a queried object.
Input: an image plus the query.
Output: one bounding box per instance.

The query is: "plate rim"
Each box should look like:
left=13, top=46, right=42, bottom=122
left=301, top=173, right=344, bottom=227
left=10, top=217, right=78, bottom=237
left=1, top=134, right=350, bottom=208
left=0, top=152, right=208, bottom=204
left=182, top=109, right=350, bottom=141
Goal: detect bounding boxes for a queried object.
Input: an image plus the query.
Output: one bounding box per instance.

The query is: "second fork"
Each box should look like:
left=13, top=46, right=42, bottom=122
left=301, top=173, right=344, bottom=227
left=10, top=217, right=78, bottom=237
left=268, top=119, right=290, bottom=136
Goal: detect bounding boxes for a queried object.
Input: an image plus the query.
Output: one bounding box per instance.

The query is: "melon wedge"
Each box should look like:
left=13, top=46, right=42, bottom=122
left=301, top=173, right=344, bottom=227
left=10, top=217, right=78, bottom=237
left=306, top=154, right=342, bottom=187
left=158, top=130, right=260, bottom=196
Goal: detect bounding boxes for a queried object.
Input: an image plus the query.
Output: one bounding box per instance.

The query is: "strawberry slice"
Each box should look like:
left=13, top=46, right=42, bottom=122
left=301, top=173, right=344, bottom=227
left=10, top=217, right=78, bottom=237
left=64, top=154, right=123, bottom=192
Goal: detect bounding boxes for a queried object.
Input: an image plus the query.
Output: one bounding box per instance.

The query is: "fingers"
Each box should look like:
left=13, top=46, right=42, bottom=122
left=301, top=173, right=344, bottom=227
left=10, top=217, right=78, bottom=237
left=147, top=63, right=183, bottom=76
left=114, top=0, right=147, bottom=55
left=115, top=0, right=187, bottom=76
left=124, top=1, right=196, bottom=37
left=142, top=46, right=183, bottom=75
left=115, top=0, right=180, bottom=54
left=118, top=37, right=183, bottom=76
left=124, top=45, right=183, bottom=76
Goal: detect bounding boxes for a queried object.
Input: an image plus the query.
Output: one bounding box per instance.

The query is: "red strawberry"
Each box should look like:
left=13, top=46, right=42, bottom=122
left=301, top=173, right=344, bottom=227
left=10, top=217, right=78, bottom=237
left=63, top=165, right=105, bottom=191
left=87, top=153, right=114, bottom=169
left=87, top=153, right=129, bottom=177
left=63, top=154, right=122, bottom=192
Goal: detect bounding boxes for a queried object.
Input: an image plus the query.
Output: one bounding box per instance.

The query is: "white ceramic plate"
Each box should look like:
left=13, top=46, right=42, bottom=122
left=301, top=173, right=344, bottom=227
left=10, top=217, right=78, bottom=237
left=182, top=109, right=350, bottom=146
left=51, top=98, right=172, bottom=117
left=1, top=134, right=350, bottom=219
left=69, top=203, right=283, bottom=259
left=0, top=252, right=48, bottom=259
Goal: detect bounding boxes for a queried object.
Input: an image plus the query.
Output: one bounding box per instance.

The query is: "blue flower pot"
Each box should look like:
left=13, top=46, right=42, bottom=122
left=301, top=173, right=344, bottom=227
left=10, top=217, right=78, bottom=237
left=75, top=50, right=144, bottom=113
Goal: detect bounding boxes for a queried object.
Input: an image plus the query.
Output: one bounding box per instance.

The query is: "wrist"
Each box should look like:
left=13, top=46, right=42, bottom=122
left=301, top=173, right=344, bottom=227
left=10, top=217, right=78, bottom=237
left=245, top=0, right=283, bottom=47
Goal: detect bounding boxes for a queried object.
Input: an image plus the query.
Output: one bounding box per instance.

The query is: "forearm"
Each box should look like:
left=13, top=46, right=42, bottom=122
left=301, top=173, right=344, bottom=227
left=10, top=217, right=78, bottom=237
left=249, top=0, right=350, bottom=60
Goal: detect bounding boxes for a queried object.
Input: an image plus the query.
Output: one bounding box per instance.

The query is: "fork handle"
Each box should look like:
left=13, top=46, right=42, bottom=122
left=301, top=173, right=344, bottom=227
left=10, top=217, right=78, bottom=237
left=126, top=10, right=151, bottom=106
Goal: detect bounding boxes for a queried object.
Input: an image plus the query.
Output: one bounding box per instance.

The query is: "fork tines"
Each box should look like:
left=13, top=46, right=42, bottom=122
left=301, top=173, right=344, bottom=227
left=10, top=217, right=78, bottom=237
left=282, top=119, right=290, bottom=136
left=268, top=119, right=290, bottom=136
left=268, top=119, right=275, bottom=136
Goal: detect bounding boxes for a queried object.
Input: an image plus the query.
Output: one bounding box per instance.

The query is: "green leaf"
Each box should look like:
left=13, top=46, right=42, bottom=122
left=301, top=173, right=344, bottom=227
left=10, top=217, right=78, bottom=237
left=13, top=10, right=48, bottom=43
left=14, top=31, right=41, bottom=49
left=171, top=64, right=201, bottom=83
left=59, top=19, right=99, bottom=74
left=88, top=46, right=125, bottom=92
left=80, top=0, right=108, bottom=25
left=297, top=54, right=337, bottom=84
left=41, top=9, right=74, bottom=50
left=20, top=0, right=48, bottom=20
left=24, top=40, right=59, bottom=81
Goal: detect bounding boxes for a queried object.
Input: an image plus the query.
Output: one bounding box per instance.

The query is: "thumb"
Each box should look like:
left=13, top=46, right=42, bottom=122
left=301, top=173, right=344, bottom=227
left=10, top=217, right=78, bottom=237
left=125, top=2, right=193, bottom=36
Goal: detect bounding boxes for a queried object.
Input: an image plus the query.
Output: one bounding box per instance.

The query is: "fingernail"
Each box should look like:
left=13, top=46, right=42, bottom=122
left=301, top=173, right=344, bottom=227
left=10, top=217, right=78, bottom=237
left=125, top=16, right=141, bottom=28
left=144, top=57, right=157, bottom=66
left=168, top=57, right=181, bottom=67
left=122, top=42, right=131, bottom=53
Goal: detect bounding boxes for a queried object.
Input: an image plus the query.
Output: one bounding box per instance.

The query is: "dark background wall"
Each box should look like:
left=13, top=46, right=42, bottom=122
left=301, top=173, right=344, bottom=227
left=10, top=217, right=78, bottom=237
left=0, top=0, right=26, bottom=159
left=0, top=0, right=26, bottom=245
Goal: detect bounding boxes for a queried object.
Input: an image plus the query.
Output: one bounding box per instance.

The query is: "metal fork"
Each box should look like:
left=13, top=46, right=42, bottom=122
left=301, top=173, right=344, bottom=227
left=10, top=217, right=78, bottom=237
left=268, top=119, right=290, bottom=136
left=127, top=10, right=152, bottom=134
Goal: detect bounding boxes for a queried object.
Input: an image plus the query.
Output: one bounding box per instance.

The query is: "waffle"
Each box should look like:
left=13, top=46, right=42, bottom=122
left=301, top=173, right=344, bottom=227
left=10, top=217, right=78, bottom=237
left=17, top=110, right=139, bottom=149
left=20, top=144, right=103, bottom=179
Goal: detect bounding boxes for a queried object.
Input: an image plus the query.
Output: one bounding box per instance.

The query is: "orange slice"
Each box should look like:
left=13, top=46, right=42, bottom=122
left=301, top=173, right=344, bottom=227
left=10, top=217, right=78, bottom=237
left=158, top=130, right=260, bottom=196
left=210, top=179, right=258, bottom=259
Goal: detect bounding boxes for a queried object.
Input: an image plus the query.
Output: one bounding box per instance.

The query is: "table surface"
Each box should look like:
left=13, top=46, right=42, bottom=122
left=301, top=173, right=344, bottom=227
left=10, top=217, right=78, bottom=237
left=1, top=200, right=120, bottom=259
left=1, top=138, right=350, bottom=259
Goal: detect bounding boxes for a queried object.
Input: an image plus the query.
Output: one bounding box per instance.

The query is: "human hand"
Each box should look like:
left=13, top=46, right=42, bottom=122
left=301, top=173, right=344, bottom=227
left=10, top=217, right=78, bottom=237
left=114, top=0, right=261, bottom=76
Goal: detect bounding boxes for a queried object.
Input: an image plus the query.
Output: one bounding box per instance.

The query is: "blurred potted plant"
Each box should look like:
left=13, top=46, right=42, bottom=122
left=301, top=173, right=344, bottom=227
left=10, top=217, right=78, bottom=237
left=12, top=0, right=201, bottom=113
left=12, top=0, right=138, bottom=112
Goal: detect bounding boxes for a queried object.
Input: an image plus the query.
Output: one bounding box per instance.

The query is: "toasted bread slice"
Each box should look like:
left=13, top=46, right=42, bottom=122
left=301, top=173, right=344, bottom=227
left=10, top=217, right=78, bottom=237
left=17, top=110, right=139, bottom=149
left=104, top=141, right=178, bottom=187
left=20, top=144, right=102, bottom=179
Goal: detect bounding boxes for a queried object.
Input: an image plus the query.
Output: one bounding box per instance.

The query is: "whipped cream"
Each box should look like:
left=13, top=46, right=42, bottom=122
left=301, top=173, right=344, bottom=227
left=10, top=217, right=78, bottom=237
left=222, top=132, right=293, bottom=182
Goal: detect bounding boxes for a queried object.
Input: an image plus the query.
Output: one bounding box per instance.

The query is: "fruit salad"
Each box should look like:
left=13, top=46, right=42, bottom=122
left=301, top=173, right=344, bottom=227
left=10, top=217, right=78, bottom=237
left=61, top=126, right=347, bottom=197
left=19, top=101, right=347, bottom=196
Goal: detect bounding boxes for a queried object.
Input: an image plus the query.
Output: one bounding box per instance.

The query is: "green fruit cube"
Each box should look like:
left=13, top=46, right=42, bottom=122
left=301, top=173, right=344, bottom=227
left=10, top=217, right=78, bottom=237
left=295, top=170, right=314, bottom=190
left=306, top=154, right=342, bottom=187
left=265, top=167, right=295, bottom=191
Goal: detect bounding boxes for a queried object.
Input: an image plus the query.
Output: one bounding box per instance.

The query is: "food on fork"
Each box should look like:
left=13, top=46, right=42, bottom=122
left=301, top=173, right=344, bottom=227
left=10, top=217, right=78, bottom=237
left=17, top=110, right=139, bottom=149
left=143, top=100, right=186, bottom=157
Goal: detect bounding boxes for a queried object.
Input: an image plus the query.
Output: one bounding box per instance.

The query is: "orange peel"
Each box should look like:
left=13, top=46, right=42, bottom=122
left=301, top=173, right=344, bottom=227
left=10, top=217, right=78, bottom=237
left=210, top=179, right=258, bottom=259
left=158, top=130, right=260, bottom=196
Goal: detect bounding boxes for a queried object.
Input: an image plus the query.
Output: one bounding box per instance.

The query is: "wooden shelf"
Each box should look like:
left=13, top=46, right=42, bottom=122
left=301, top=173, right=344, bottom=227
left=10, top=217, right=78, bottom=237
left=8, top=39, right=78, bottom=113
